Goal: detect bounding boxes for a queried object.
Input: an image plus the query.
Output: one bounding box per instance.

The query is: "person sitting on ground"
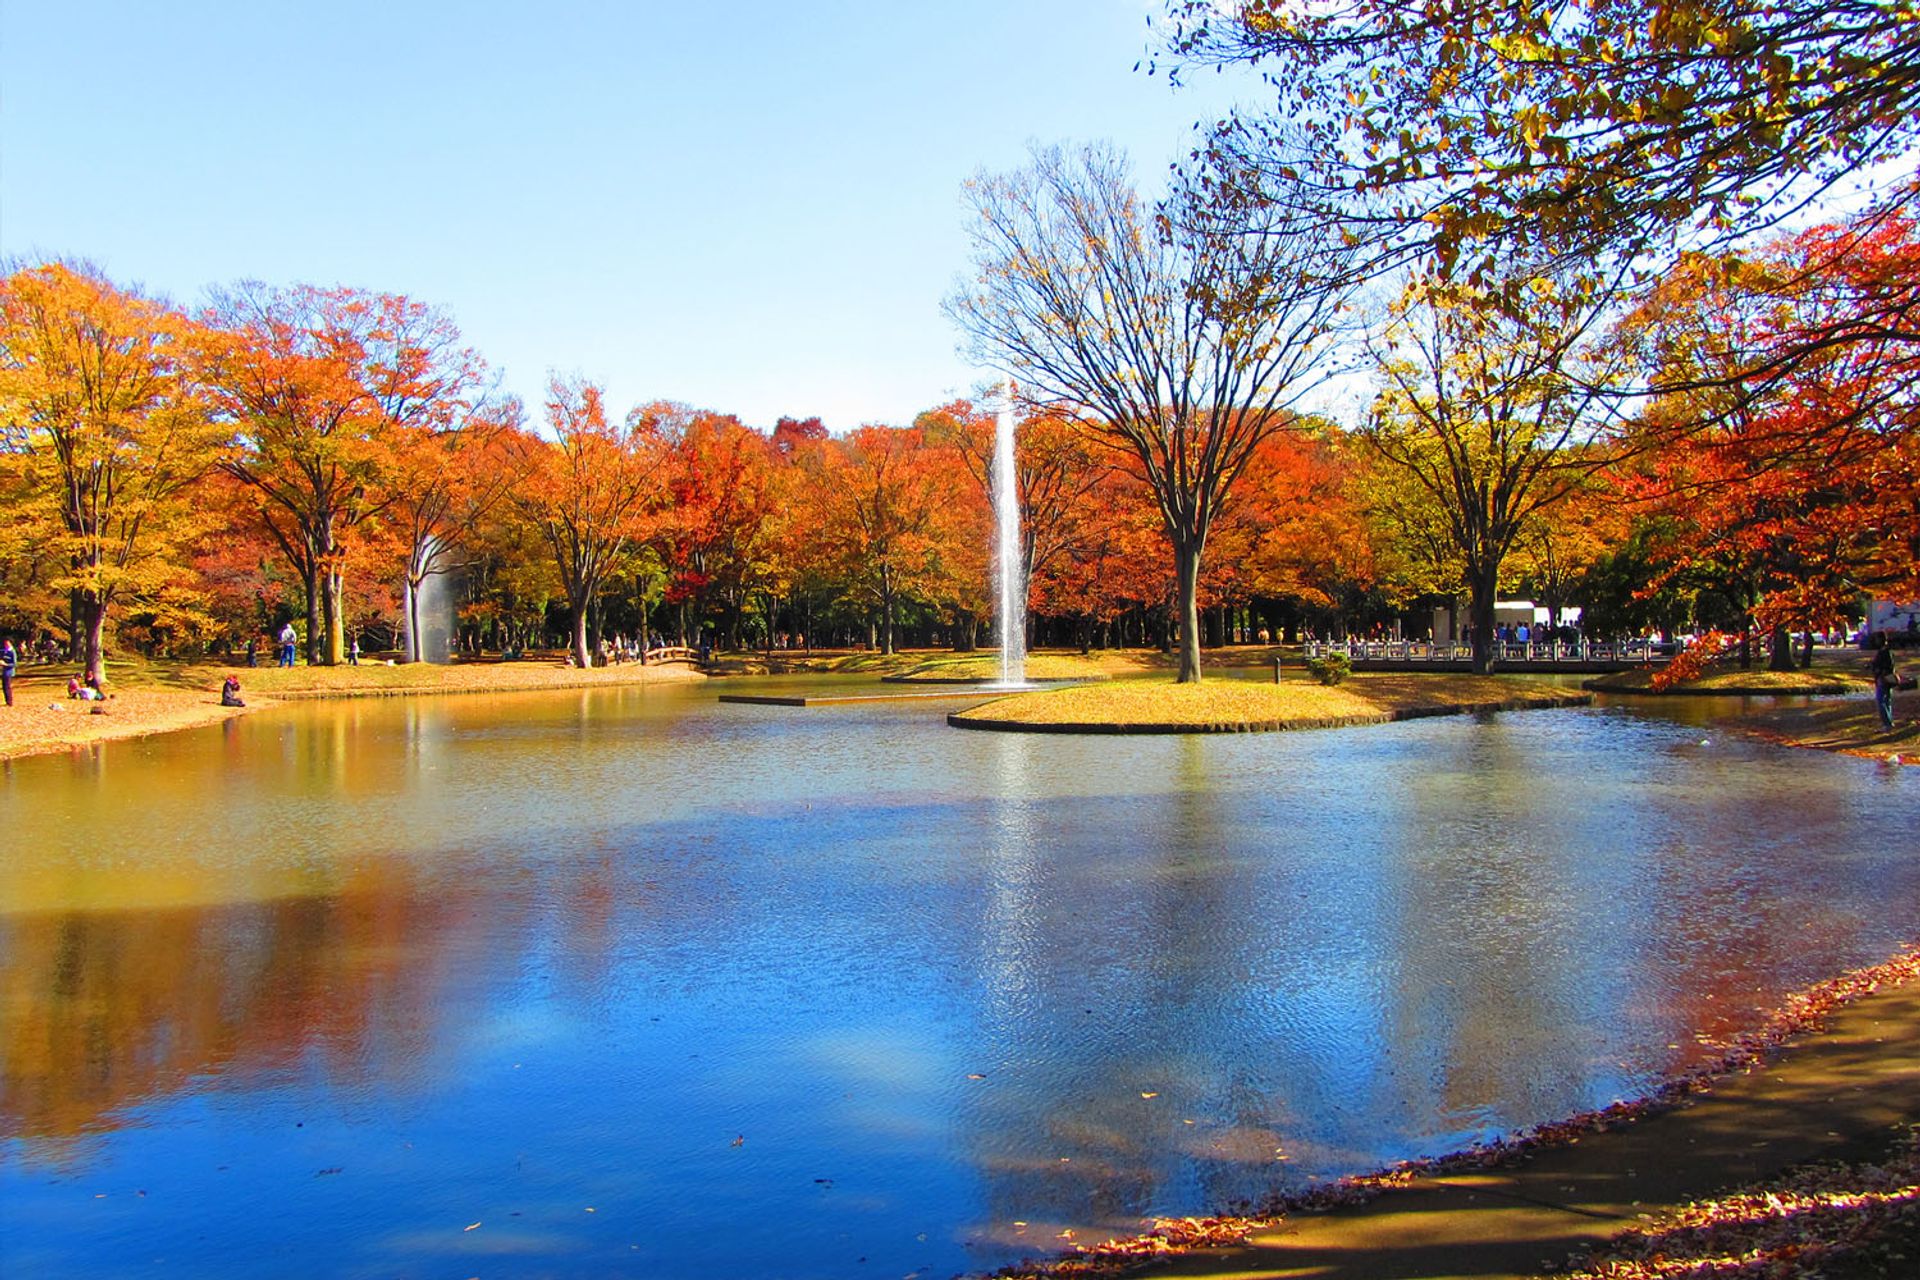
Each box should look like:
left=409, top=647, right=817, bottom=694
left=221, top=675, right=245, bottom=708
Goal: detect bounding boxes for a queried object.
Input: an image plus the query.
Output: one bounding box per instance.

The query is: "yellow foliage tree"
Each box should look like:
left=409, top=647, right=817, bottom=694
left=0, top=263, right=224, bottom=681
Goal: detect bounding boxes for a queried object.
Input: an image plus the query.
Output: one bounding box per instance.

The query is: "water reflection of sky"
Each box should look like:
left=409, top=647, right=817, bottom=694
left=1, top=685, right=1916, bottom=1278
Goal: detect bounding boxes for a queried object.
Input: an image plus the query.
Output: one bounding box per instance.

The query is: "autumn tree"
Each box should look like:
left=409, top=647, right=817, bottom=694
left=1618, top=214, right=1920, bottom=660
left=657, top=411, right=790, bottom=651
left=1364, top=267, right=1623, bottom=672
left=1029, top=466, right=1173, bottom=650
left=1219, top=423, right=1377, bottom=638
left=202, top=284, right=401, bottom=664
left=1164, top=0, right=1920, bottom=283
left=390, top=395, right=517, bottom=662
left=349, top=298, right=493, bottom=662
left=806, top=424, right=949, bottom=654
left=0, top=263, right=224, bottom=681
left=947, top=142, right=1358, bottom=681
left=1508, top=475, right=1627, bottom=634
left=510, top=376, right=663, bottom=669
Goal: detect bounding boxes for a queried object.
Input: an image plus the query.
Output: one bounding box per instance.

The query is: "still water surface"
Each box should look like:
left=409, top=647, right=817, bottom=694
left=1, top=681, right=1916, bottom=1278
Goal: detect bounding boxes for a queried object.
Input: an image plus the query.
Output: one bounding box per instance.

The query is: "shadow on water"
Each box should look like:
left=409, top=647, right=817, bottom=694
left=0, top=684, right=1915, bottom=1278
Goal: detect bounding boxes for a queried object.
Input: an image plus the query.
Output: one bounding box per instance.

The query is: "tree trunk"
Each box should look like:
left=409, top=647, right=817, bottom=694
left=80, top=590, right=108, bottom=685
left=1468, top=561, right=1499, bottom=675
left=1767, top=623, right=1796, bottom=672
left=570, top=592, right=593, bottom=669
left=403, top=577, right=423, bottom=663
left=880, top=567, right=896, bottom=655
left=304, top=563, right=324, bottom=667
left=1801, top=628, right=1816, bottom=668
left=1173, top=536, right=1204, bottom=683
left=323, top=566, right=346, bottom=666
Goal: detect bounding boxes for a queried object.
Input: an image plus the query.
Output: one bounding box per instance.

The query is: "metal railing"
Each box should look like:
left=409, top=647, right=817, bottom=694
left=1301, top=638, right=1661, bottom=664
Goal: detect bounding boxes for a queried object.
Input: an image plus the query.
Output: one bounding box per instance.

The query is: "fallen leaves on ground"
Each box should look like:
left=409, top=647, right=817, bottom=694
left=1565, top=1126, right=1920, bottom=1279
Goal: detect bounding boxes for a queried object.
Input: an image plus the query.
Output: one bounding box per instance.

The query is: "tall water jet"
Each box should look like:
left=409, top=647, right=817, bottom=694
left=992, top=382, right=1027, bottom=686
left=404, top=535, right=456, bottom=663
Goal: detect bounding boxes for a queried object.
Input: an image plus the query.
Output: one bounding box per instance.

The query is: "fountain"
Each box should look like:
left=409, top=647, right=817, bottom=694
left=991, top=381, right=1028, bottom=687
left=404, top=535, right=456, bottom=663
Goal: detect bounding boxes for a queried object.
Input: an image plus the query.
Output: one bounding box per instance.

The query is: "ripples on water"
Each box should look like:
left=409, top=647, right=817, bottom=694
left=1, top=684, right=1915, bottom=1278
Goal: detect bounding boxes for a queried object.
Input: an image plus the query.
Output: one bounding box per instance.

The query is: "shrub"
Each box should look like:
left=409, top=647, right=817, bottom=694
left=1306, top=652, right=1351, bottom=685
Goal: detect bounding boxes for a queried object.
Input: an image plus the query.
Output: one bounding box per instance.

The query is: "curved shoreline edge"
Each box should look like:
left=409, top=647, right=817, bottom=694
left=0, top=664, right=705, bottom=763
left=949, top=691, right=1594, bottom=734
left=989, top=942, right=1920, bottom=1279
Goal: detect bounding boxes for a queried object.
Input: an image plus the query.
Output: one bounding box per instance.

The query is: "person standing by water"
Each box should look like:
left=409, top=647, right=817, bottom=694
left=1, top=635, right=16, bottom=707
left=1870, top=632, right=1900, bottom=729
left=278, top=621, right=297, bottom=667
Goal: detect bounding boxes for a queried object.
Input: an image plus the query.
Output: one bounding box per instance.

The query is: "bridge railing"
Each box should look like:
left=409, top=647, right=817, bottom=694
left=643, top=646, right=703, bottom=665
left=1301, top=638, right=1660, bottom=664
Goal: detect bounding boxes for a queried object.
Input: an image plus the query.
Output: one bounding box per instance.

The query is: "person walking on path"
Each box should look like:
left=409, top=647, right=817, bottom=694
left=278, top=622, right=297, bottom=667
left=1870, top=631, right=1899, bottom=729
left=1, top=636, right=16, bottom=707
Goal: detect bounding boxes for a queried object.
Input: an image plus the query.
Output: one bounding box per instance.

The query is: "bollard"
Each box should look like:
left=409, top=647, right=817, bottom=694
left=1273, top=656, right=1283, bottom=684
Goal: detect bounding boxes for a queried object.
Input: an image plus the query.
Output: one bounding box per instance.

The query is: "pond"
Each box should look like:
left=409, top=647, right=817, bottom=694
left=2, top=680, right=1916, bottom=1278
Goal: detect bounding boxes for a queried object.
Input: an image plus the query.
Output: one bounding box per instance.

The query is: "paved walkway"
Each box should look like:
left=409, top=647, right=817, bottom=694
left=1125, top=974, right=1920, bottom=1279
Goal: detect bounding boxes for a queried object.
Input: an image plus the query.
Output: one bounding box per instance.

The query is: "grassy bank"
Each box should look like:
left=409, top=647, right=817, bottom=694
left=952, top=672, right=1589, bottom=733
left=1734, top=687, right=1920, bottom=762
left=1587, top=665, right=1869, bottom=695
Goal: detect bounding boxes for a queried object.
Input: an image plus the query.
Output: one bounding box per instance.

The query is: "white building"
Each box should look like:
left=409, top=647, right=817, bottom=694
left=1431, top=601, right=1582, bottom=643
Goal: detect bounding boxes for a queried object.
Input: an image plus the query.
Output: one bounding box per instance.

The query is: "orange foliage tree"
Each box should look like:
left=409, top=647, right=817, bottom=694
left=805, top=425, right=951, bottom=654
left=1209, top=423, right=1376, bottom=639
left=656, top=410, right=792, bottom=651
left=389, top=395, right=517, bottom=662
left=509, top=376, right=664, bottom=668
left=1621, top=209, right=1920, bottom=663
left=202, top=284, right=415, bottom=664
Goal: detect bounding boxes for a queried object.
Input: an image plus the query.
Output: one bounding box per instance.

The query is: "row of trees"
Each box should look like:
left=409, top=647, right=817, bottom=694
left=0, top=262, right=1377, bottom=678
left=3, top=180, right=1913, bottom=683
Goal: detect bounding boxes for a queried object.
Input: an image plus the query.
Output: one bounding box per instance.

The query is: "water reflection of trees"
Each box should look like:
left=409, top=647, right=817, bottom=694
left=0, top=863, right=492, bottom=1163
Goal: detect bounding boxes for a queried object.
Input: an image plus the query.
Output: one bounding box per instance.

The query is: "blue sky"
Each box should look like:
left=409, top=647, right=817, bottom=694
left=1, top=2, right=1249, bottom=431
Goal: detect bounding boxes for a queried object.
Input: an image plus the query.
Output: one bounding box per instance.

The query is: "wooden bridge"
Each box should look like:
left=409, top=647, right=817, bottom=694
left=644, top=646, right=703, bottom=666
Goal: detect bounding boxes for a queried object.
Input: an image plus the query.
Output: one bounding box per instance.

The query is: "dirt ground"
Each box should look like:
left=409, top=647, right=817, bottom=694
left=0, top=657, right=702, bottom=762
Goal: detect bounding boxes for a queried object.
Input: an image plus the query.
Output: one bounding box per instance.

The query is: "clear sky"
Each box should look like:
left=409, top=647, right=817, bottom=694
left=1, top=1, right=1251, bottom=432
